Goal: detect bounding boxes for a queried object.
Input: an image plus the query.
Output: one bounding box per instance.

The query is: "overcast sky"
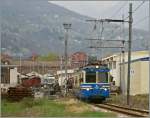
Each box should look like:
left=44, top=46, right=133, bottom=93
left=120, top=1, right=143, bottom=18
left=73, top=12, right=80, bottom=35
left=50, top=1, right=149, bottom=31
left=50, top=1, right=119, bottom=18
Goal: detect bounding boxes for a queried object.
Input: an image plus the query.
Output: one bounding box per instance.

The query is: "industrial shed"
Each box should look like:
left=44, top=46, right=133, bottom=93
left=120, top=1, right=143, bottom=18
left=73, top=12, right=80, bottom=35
left=1, top=65, right=19, bottom=92
left=120, top=57, right=149, bottom=95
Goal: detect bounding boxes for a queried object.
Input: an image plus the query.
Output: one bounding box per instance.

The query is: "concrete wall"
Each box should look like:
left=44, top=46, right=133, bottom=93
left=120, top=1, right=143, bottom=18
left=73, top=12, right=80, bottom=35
left=121, top=61, right=149, bottom=95
left=140, top=61, right=149, bottom=94
left=110, top=61, right=120, bottom=86
left=130, top=61, right=141, bottom=95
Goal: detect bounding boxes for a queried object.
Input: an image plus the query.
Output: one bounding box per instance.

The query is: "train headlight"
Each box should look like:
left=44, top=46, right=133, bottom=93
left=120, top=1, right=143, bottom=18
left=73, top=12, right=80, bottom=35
left=104, top=88, right=107, bottom=91
left=86, top=88, right=90, bottom=91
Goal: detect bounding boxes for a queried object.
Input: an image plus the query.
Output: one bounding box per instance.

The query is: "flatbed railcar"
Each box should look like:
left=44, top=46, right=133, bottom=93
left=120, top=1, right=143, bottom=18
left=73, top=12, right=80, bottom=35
left=76, top=64, right=110, bottom=102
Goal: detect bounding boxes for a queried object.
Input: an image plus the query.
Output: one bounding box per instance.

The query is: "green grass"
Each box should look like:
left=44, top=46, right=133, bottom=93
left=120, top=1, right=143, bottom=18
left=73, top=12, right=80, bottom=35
left=1, top=99, right=25, bottom=116
left=1, top=98, right=116, bottom=117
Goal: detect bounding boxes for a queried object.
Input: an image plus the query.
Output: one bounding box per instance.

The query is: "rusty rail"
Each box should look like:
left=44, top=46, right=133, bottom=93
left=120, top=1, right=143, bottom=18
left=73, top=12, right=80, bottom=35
left=93, top=103, right=149, bottom=117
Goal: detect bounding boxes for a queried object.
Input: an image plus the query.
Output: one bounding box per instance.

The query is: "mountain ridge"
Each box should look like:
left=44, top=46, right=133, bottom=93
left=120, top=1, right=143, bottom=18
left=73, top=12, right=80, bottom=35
left=1, top=0, right=149, bottom=58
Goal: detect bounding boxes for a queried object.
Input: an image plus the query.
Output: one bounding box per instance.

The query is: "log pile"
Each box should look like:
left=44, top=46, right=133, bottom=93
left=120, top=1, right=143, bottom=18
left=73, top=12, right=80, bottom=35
left=7, top=86, right=33, bottom=101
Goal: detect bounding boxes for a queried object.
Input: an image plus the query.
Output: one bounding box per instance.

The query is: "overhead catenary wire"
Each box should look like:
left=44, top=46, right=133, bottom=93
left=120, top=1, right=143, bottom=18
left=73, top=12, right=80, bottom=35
left=133, top=15, right=149, bottom=26
left=132, top=1, right=145, bottom=13
left=86, top=1, right=147, bottom=60
left=109, top=24, right=122, bottom=39
left=108, top=1, right=127, bottom=40
left=87, top=21, right=98, bottom=56
left=92, top=20, right=105, bottom=58
left=111, top=1, right=147, bottom=38
left=110, top=1, right=128, bottom=19
left=98, top=21, right=105, bottom=59
left=124, top=1, right=146, bottom=20
left=100, top=22, right=104, bottom=40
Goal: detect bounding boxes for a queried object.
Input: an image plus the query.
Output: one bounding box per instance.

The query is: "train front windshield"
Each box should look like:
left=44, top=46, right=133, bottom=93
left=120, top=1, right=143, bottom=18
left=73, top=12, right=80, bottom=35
left=86, top=72, right=108, bottom=83
left=86, top=72, right=96, bottom=83
left=84, top=66, right=109, bottom=83
left=98, top=72, right=108, bottom=83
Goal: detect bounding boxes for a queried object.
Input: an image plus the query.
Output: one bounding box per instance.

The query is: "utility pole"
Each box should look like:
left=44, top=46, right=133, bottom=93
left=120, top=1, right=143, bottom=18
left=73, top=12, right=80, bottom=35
left=63, top=23, right=71, bottom=96
left=127, top=3, right=132, bottom=106
left=148, top=1, right=150, bottom=111
left=42, top=63, right=44, bottom=74
left=121, top=14, right=126, bottom=95
left=30, top=64, right=31, bottom=72
left=32, top=55, right=35, bottom=72
left=122, top=40, right=125, bottom=94
left=19, top=54, right=22, bottom=74
left=60, top=56, right=63, bottom=86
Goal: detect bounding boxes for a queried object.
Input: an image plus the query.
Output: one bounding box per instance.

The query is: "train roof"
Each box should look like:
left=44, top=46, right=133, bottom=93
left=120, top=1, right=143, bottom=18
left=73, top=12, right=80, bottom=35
left=81, top=83, right=110, bottom=85
left=82, top=65, right=110, bottom=72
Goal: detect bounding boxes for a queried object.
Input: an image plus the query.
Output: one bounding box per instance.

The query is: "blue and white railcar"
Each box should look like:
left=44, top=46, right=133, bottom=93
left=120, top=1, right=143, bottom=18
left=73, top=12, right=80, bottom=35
left=77, top=65, right=110, bottom=101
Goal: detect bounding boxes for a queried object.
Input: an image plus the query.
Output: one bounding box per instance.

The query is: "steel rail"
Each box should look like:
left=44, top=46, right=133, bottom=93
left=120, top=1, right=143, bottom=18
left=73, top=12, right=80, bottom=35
left=93, top=103, right=149, bottom=117
left=104, top=103, right=149, bottom=113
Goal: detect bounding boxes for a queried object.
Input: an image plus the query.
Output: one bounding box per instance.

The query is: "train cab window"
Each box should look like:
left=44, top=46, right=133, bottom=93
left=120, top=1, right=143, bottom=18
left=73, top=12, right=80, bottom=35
left=85, top=72, right=96, bottom=83
left=98, top=72, right=108, bottom=83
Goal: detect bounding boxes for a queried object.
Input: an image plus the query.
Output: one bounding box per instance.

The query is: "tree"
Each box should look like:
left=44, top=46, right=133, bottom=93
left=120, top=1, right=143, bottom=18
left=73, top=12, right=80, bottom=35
left=37, top=52, right=58, bottom=61
left=88, top=56, right=97, bottom=64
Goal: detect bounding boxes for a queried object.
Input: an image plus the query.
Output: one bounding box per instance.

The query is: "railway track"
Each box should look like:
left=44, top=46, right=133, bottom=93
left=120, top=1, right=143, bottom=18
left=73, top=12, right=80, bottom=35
left=93, top=103, right=149, bottom=117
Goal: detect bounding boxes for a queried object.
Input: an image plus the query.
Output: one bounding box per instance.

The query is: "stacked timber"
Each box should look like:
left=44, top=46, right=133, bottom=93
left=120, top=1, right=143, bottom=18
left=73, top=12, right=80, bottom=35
left=7, top=86, right=33, bottom=101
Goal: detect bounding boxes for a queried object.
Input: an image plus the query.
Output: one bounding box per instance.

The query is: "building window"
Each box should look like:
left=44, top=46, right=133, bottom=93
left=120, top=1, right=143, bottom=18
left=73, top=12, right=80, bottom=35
left=113, top=61, right=116, bottom=69
left=109, top=63, right=112, bottom=69
left=1, top=67, right=10, bottom=84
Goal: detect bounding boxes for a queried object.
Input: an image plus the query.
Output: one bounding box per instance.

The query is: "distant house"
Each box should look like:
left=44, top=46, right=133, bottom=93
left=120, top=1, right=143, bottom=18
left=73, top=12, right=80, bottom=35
left=70, top=52, right=87, bottom=68
left=12, top=60, right=60, bottom=74
left=1, top=53, right=12, bottom=65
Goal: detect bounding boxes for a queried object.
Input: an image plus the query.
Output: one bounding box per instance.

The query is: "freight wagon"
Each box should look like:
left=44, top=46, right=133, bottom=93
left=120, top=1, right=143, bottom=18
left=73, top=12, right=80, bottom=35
left=21, top=76, right=41, bottom=88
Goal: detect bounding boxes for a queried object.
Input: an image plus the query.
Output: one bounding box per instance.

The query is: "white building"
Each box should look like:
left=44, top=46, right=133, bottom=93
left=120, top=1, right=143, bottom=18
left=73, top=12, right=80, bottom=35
left=10, top=67, right=18, bottom=86
left=56, top=69, right=74, bottom=86
left=1, top=65, right=19, bottom=92
left=120, top=57, right=149, bottom=95
left=56, top=68, right=80, bottom=86
left=102, top=50, right=149, bottom=95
